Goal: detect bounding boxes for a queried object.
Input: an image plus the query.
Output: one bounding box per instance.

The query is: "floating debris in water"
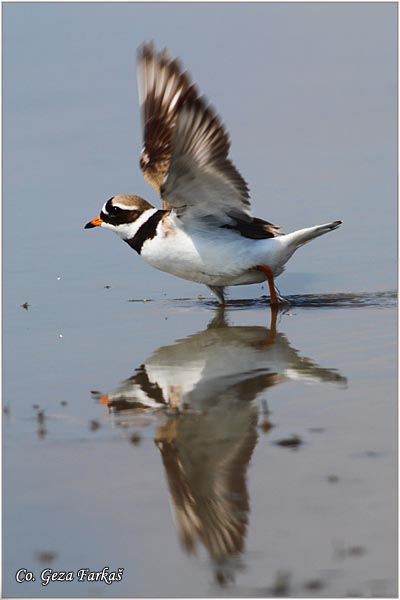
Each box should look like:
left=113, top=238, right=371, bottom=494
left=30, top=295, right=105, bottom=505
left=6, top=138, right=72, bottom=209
left=32, top=404, right=40, bottom=410
left=364, top=450, right=381, bottom=458
left=348, top=545, right=366, bottom=557
left=89, top=420, right=100, bottom=432
left=269, top=570, right=291, bottom=596
left=309, top=427, right=325, bottom=433
left=59, top=334, right=63, bottom=339
left=327, top=475, right=340, bottom=484
left=260, top=418, right=274, bottom=433
left=60, top=400, right=68, bottom=407
left=130, top=432, right=141, bottom=446
left=275, top=435, right=303, bottom=449
left=20, top=302, right=30, bottom=310
left=214, top=567, right=234, bottom=587
left=304, top=579, right=325, bottom=592
left=334, top=542, right=367, bottom=560
left=3, top=405, right=10, bottom=416
left=104, top=285, right=111, bottom=289
left=35, top=550, right=58, bottom=563
left=56, top=276, right=61, bottom=281
left=37, top=426, right=47, bottom=439
left=37, top=410, right=45, bottom=425
left=128, top=298, right=153, bottom=302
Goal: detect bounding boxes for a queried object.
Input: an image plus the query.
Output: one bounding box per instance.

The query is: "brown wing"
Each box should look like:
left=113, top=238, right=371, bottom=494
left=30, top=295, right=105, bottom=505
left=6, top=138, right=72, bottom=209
left=138, top=44, right=280, bottom=233
left=137, top=43, right=197, bottom=207
left=163, top=100, right=281, bottom=235
left=162, top=97, right=253, bottom=224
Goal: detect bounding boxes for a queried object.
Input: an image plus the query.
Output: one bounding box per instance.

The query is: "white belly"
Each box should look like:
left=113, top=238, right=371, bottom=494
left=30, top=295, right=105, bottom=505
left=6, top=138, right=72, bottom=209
left=140, top=224, right=292, bottom=286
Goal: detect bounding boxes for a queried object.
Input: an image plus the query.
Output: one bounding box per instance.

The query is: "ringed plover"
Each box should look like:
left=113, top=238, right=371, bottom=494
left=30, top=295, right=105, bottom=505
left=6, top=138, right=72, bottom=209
left=85, top=43, right=342, bottom=306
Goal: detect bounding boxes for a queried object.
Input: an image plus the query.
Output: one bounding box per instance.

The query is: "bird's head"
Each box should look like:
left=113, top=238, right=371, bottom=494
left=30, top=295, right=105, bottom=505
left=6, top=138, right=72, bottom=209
left=84, top=195, right=154, bottom=240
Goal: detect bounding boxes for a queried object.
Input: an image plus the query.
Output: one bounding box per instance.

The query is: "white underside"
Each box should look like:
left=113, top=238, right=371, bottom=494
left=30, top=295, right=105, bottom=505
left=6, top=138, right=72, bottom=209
left=139, top=215, right=333, bottom=287
left=104, top=211, right=340, bottom=288
left=142, top=229, right=273, bottom=286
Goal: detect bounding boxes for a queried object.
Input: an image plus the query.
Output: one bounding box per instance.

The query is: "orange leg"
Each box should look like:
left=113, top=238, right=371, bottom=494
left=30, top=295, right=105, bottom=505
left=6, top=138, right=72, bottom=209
left=256, top=265, right=280, bottom=307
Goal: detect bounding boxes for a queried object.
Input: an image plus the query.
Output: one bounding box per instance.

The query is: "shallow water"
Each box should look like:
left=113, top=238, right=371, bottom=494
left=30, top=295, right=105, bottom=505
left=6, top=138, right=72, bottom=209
left=3, top=3, right=397, bottom=598
left=3, top=293, right=397, bottom=598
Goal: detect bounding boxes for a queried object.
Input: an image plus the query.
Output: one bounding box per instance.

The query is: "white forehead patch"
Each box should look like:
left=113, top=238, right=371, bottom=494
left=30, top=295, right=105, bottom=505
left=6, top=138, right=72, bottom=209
left=113, top=202, right=139, bottom=211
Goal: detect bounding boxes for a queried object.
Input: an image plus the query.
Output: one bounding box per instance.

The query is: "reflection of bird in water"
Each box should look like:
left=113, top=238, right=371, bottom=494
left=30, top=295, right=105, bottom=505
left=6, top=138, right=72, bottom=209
left=98, top=310, right=346, bottom=415
left=155, top=399, right=258, bottom=585
left=95, top=310, right=346, bottom=584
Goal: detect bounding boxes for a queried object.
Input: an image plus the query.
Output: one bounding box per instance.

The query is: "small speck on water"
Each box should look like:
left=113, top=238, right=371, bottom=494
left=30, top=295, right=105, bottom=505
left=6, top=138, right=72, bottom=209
left=32, top=404, right=40, bottom=410
left=89, top=420, right=100, bottom=431
left=335, top=543, right=367, bottom=560
left=60, top=400, right=68, bottom=407
left=59, top=334, right=63, bottom=339
left=364, top=450, right=380, bottom=458
left=128, top=298, right=153, bottom=303
left=260, top=418, right=274, bottom=433
left=304, top=579, right=325, bottom=592
left=327, top=474, right=340, bottom=483
left=130, top=432, right=141, bottom=446
left=35, top=550, right=58, bottom=564
left=37, top=410, right=45, bottom=425
left=37, top=426, right=47, bottom=439
left=56, top=276, right=61, bottom=281
left=348, top=545, right=366, bottom=557
left=275, top=435, right=303, bottom=449
left=20, top=302, right=30, bottom=310
left=269, top=571, right=291, bottom=596
left=104, top=285, right=111, bottom=289
left=3, top=405, right=10, bottom=415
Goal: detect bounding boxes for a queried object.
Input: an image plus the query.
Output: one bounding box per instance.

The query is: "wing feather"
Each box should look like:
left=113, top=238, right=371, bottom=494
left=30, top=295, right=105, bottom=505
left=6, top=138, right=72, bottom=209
left=162, top=98, right=252, bottom=224
left=138, top=43, right=197, bottom=201
left=137, top=44, right=280, bottom=235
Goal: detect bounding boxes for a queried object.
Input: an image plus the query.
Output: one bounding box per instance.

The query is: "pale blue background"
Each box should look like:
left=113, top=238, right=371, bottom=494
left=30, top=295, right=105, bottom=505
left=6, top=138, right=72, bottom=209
left=3, top=2, right=397, bottom=304
left=3, top=3, right=397, bottom=597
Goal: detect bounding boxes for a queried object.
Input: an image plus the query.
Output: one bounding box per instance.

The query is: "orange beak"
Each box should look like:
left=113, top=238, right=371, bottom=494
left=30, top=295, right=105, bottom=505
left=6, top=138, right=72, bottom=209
left=99, top=395, right=110, bottom=406
left=84, top=216, right=103, bottom=229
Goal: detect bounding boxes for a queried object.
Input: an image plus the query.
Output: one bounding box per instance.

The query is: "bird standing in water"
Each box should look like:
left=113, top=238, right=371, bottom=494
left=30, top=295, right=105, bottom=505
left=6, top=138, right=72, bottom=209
left=85, top=43, right=342, bottom=306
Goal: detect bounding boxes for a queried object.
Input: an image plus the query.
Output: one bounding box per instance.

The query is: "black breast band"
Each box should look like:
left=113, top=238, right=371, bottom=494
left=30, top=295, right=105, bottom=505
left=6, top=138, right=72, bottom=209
left=125, top=210, right=165, bottom=254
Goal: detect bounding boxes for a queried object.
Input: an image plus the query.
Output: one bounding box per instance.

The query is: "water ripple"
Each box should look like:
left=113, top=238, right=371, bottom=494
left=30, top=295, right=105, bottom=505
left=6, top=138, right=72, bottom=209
left=172, top=291, right=397, bottom=310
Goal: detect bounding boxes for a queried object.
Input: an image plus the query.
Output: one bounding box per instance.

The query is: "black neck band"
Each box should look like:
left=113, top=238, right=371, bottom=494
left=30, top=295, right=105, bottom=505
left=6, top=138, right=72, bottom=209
left=125, top=210, right=165, bottom=254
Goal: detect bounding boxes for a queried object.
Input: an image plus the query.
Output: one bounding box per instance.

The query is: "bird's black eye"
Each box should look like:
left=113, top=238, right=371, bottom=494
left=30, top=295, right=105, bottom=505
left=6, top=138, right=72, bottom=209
left=111, top=205, right=122, bottom=215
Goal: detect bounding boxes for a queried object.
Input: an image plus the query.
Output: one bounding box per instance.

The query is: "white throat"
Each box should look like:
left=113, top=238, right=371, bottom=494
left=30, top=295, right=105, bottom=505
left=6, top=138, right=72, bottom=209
left=102, top=208, right=159, bottom=240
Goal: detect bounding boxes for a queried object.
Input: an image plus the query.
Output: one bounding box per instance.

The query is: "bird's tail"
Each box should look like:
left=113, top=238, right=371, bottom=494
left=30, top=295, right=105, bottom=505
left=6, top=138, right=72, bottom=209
left=285, top=220, right=342, bottom=250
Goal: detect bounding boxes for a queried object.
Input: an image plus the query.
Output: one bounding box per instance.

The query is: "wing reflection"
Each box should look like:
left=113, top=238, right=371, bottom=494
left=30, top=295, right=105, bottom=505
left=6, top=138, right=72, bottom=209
left=94, top=310, right=346, bottom=584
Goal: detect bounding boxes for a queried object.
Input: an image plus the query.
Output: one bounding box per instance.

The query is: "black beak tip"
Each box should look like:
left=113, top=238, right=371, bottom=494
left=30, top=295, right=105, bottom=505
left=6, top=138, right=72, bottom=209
left=84, top=221, right=95, bottom=229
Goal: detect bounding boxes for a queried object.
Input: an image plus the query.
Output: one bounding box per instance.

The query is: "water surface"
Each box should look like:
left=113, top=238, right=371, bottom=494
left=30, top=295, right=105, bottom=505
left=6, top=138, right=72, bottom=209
left=3, top=295, right=397, bottom=597
left=3, top=3, right=397, bottom=598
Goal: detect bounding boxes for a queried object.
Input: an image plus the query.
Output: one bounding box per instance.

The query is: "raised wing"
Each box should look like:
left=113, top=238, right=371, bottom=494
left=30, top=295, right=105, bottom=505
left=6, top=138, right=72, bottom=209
left=138, top=43, right=280, bottom=236
left=137, top=43, right=197, bottom=200
left=162, top=97, right=254, bottom=225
